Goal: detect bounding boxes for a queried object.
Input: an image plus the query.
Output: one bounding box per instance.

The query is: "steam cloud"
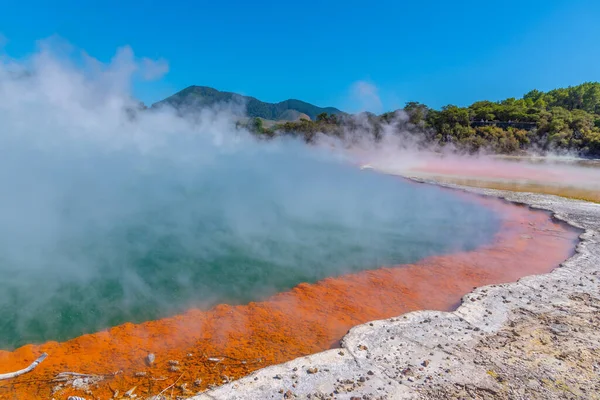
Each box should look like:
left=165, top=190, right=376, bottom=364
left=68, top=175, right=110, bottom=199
left=0, top=40, right=500, bottom=349
left=350, top=80, right=383, bottom=114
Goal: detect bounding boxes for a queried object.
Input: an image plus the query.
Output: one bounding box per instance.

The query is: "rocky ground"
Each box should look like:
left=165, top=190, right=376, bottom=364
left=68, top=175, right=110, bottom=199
left=190, top=182, right=600, bottom=400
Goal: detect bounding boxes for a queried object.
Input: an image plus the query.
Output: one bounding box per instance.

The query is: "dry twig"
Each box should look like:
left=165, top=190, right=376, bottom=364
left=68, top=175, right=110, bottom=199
left=156, top=372, right=184, bottom=398
left=0, top=353, right=48, bottom=381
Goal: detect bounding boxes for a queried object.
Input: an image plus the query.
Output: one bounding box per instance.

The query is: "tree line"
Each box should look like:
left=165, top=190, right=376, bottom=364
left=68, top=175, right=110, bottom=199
left=248, top=82, right=600, bottom=157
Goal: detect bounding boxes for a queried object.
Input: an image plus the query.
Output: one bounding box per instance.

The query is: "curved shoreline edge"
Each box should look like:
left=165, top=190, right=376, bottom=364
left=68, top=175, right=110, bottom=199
left=192, top=179, right=600, bottom=400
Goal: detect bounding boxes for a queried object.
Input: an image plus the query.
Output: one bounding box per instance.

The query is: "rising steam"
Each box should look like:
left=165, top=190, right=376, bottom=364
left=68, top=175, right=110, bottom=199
left=0, top=40, right=501, bottom=349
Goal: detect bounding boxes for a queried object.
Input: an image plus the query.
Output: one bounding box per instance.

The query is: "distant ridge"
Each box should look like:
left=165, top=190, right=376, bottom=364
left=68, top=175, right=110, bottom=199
left=152, top=86, right=343, bottom=121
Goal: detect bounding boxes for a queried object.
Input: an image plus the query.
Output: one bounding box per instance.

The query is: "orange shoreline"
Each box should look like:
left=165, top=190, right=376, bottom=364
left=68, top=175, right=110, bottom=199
left=0, top=191, right=579, bottom=399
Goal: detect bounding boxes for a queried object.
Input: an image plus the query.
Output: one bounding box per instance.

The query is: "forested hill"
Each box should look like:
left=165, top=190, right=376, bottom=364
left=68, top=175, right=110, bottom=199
left=152, top=86, right=343, bottom=121
left=256, top=82, right=600, bottom=157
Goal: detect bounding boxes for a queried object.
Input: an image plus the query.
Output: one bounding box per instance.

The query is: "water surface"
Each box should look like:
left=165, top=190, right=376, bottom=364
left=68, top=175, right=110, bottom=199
left=0, top=151, right=501, bottom=349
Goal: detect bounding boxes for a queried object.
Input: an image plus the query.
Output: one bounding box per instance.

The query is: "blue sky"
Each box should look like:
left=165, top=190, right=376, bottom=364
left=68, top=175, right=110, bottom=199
left=1, top=0, right=599, bottom=112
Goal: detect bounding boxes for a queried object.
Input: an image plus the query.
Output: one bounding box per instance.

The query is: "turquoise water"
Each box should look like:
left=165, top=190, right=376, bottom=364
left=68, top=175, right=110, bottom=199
left=0, top=147, right=501, bottom=350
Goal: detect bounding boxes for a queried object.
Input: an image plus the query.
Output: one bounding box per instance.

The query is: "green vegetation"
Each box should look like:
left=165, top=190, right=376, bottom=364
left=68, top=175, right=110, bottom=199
left=152, top=85, right=343, bottom=121
left=250, top=82, right=600, bottom=157
left=154, top=83, right=600, bottom=158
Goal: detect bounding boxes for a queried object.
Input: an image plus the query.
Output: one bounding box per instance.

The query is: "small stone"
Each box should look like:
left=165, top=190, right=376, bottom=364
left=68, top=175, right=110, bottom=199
left=367, top=370, right=374, bottom=376
left=284, top=390, right=294, bottom=399
left=307, top=367, right=318, bottom=374
left=134, top=371, right=147, bottom=377
left=145, top=353, right=155, bottom=366
left=194, top=379, right=203, bottom=387
left=168, top=360, right=179, bottom=366
left=124, top=386, right=137, bottom=397
left=550, top=324, right=569, bottom=334
left=274, top=374, right=283, bottom=380
left=169, top=366, right=180, bottom=372
left=422, top=360, right=430, bottom=367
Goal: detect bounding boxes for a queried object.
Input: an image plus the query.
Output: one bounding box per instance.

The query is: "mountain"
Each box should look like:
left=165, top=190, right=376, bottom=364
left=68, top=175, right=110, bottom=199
left=152, top=86, right=343, bottom=121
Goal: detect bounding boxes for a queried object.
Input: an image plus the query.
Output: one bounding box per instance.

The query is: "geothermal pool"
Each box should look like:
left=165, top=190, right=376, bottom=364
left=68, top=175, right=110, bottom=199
left=0, top=47, right=581, bottom=399
left=0, top=169, right=578, bottom=400
left=0, top=161, right=501, bottom=350
left=0, top=128, right=582, bottom=400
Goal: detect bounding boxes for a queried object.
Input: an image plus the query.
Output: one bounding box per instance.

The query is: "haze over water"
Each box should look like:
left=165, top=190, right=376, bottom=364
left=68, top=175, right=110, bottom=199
left=0, top=147, right=500, bottom=349
left=0, top=43, right=503, bottom=350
